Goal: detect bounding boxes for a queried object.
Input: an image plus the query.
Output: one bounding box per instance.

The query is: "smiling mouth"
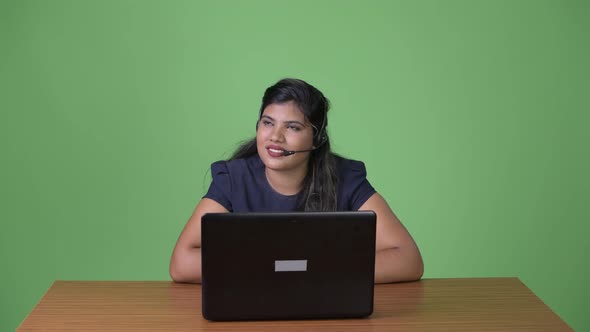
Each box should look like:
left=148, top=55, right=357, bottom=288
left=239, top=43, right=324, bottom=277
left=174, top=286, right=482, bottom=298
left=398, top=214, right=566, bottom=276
left=266, top=146, right=288, bottom=157
left=268, top=147, right=284, bottom=154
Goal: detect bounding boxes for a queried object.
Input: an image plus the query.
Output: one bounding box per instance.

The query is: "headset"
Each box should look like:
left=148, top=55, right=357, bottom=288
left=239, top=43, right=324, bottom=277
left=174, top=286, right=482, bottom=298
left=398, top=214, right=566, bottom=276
left=256, top=107, right=327, bottom=156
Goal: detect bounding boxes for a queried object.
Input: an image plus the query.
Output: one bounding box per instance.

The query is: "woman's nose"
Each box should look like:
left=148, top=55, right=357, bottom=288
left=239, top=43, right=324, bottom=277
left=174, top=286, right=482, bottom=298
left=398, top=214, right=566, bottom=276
left=270, top=126, right=284, bottom=142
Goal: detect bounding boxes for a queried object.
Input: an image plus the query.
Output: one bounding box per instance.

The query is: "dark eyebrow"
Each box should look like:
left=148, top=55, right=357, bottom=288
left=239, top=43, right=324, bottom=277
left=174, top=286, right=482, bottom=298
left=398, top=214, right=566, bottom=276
left=285, top=121, right=305, bottom=127
left=261, top=115, right=306, bottom=127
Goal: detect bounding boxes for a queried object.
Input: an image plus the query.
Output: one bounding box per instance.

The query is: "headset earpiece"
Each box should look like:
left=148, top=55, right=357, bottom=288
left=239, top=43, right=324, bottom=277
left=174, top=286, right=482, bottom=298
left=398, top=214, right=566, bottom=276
left=313, top=112, right=328, bottom=147
left=314, top=134, right=327, bottom=148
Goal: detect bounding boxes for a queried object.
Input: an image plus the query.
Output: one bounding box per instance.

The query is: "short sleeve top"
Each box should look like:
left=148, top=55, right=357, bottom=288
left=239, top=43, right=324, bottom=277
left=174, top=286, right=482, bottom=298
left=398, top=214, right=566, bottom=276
left=203, top=155, right=376, bottom=212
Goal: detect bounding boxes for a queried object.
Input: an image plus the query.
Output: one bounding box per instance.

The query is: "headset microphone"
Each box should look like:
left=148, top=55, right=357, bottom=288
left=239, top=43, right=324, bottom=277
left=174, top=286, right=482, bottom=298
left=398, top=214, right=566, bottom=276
left=281, top=135, right=327, bottom=156
left=282, top=147, right=317, bottom=156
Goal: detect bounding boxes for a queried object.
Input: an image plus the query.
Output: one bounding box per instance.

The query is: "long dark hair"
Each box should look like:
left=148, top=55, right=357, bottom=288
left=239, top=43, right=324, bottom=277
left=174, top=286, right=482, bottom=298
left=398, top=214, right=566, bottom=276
left=230, top=78, right=338, bottom=211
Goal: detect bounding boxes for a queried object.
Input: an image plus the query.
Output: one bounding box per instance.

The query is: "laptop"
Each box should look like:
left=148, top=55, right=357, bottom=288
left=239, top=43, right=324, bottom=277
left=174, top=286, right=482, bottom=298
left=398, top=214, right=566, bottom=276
left=201, top=211, right=376, bottom=321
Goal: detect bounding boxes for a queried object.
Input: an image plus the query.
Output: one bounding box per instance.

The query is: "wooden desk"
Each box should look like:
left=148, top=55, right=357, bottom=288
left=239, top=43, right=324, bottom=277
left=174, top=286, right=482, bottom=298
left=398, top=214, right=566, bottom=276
left=17, top=278, right=571, bottom=331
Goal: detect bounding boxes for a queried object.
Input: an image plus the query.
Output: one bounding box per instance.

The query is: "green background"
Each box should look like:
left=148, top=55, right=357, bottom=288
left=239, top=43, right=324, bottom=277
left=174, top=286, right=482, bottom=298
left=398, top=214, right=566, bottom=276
left=1, top=0, right=588, bottom=330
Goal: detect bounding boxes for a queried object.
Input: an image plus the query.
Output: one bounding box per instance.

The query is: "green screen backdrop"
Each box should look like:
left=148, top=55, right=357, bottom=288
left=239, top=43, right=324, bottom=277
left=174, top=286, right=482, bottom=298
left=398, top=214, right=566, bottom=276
left=1, top=0, right=588, bottom=330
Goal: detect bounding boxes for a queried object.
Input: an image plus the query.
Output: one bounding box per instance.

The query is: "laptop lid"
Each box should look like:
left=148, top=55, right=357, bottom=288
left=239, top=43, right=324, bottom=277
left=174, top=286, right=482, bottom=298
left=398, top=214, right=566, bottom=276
left=201, top=211, right=376, bottom=321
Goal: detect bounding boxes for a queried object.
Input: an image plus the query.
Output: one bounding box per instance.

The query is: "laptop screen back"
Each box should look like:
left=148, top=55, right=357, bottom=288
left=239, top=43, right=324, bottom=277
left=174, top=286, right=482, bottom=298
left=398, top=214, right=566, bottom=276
left=201, top=211, right=376, bottom=321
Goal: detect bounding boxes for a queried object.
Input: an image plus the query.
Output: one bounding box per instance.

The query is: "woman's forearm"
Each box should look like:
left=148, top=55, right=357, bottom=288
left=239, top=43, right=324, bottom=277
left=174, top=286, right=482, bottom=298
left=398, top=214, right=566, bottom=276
left=170, top=246, right=422, bottom=284
left=374, top=247, right=424, bottom=284
left=170, top=247, right=202, bottom=284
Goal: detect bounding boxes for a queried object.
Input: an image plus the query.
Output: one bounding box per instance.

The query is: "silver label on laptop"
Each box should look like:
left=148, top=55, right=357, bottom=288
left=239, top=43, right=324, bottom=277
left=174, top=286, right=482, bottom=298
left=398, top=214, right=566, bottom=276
left=274, top=260, right=307, bottom=272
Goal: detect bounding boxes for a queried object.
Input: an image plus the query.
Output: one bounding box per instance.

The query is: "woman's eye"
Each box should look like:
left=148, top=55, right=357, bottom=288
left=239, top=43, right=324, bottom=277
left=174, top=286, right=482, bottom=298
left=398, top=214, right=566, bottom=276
left=287, top=125, right=301, bottom=131
left=262, top=120, right=273, bottom=126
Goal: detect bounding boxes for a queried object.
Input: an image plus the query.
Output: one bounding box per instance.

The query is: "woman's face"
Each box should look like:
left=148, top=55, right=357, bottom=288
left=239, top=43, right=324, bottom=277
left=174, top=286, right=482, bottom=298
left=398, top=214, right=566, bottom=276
left=256, top=101, right=315, bottom=173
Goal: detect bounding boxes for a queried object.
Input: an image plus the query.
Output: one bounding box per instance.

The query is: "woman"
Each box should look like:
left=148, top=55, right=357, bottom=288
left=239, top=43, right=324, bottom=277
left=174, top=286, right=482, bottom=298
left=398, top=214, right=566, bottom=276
left=170, top=78, right=423, bottom=284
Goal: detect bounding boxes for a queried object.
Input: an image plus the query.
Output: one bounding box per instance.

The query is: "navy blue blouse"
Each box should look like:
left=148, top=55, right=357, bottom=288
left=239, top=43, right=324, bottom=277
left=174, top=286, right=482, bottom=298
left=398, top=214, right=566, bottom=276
left=203, top=155, right=376, bottom=212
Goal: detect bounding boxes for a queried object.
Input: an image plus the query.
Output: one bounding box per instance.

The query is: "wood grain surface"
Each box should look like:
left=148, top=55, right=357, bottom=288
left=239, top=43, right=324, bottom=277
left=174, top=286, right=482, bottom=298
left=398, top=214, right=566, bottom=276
left=17, top=278, right=572, bottom=331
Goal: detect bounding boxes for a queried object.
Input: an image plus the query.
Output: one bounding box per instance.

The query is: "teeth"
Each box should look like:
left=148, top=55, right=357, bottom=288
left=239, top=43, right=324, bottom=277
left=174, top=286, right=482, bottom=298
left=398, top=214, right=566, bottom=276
left=269, top=148, right=283, bottom=153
